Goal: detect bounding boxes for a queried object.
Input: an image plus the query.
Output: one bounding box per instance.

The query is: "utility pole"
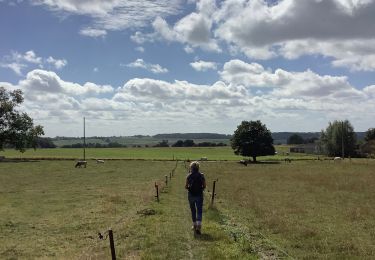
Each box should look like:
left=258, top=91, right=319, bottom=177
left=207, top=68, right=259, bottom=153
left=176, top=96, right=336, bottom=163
left=83, top=117, right=86, bottom=161
left=341, top=121, right=345, bottom=159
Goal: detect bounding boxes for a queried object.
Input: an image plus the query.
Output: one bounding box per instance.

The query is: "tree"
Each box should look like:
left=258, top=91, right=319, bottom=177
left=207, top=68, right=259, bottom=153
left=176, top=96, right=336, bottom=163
left=172, top=140, right=184, bottom=147
left=37, top=137, right=57, bottom=148
left=231, top=120, right=275, bottom=162
left=287, top=134, right=304, bottom=145
left=0, top=87, right=44, bottom=152
left=154, top=140, right=169, bottom=147
left=320, top=120, right=356, bottom=157
left=365, top=128, right=375, bottom=142
left=183, top=139, right=195, bottom=147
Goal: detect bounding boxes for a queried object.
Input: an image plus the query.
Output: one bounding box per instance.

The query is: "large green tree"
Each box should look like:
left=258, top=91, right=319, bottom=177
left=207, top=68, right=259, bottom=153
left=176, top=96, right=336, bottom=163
left=0, top=87, right=44, bottom=152
left=320, top=120, right=356, bottom=157
left=231, top=120, right=275, bottom=162
left=365, top=128, right=375, bottom=142
left=287, top=134, right=304, bottom=145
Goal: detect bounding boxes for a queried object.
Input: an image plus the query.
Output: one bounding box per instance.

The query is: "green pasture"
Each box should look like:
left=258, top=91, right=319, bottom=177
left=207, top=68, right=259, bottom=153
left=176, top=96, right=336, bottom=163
left=203, top=160, right=375, bottom=259
left=1, top=145, right=318, bottom=161
left=1, top=159, right=374, bottom=259
left=0, top=160, right=176, bottom=258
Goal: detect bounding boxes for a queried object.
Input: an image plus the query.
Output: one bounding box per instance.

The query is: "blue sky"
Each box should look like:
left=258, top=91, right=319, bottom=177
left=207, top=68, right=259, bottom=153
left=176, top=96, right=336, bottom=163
left=1, top=0, right=375, bottom=137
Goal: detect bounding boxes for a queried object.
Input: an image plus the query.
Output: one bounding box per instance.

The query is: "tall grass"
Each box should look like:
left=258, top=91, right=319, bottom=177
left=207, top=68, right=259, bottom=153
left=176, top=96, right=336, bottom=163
left=0, top=160, right=174, bottom=258
left=202, top=160, right=375, bottom=258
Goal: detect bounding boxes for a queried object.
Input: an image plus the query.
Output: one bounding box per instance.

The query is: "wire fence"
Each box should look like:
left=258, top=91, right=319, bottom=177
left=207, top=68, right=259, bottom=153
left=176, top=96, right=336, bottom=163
left=76, top=160, right=181, bottom=259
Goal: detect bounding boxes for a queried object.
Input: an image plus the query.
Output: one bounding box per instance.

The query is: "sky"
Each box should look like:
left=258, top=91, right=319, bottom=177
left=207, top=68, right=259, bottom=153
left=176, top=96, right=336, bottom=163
left=1, top=0, right=375, bottom=137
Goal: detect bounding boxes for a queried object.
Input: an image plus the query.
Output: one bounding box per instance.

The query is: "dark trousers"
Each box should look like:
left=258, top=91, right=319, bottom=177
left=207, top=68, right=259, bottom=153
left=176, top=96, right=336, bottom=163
left=188, top=193, right=203, bottom=222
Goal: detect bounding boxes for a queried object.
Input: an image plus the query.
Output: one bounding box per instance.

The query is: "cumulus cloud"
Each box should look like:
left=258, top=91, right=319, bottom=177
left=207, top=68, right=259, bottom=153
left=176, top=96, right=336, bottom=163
left=27, top=0, right=375, bottom=70
left=143, top=0, right=221, bottom=52
left=214, top=0, right=375, bottom=69
left=20, top=69, right=113, bottom=96
left=220, top=59, right=365, bottom=100
left=0, top=50, right=67, bottom=75
left=127, top=0, right=375, bottom=70
left=190, top=60, right=217, bottom=71
left=2, top=62, right=374, bottom=135
left=124, top=59, right=168, bottom=74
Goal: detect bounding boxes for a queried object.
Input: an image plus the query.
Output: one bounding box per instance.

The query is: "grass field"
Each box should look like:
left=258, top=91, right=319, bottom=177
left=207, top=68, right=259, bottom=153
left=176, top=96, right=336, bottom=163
left=1, top=145, right=318, bottom=161
left=1, top=158, right=374, bottom=259
left=203, top=160, right=375, bottom=259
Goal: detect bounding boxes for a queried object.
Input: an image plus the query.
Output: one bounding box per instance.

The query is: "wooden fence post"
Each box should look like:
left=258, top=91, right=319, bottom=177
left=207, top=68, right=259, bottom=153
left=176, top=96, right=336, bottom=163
left=211, top=180, right=217, bottom=206
left=165, top=175, right=168, bottom=186
left=170, top=171, right=172, bottom=179
left=155, top=182, right=159, bottom=202
left=108, top=229, right=116, bottom=260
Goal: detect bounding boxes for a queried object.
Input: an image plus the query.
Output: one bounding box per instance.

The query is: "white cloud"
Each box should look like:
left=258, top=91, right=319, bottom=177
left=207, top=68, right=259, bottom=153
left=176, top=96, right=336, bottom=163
left=20, top=69, right=114, bottom=96
left=79, top=28, right=107, bottom=38
left=148, top=0, right=221, bottom=52
left=1, top=65, right=374, bottom=135
left=0, top=62, right=27, bottom=76
left=93, top=67, right=99, bottom=72
left=0, top=50, right=67, bottom=75
left=29, top=0, right=375, bottom=71
left=213, top=0, right=375, bottom=69
left=124, top=59, right=168, bottom=74
left=155, top=18, right=221, bottom=52
left=46, top=56, right=67, bottom=69
left=23, top=50, right=42, bottom=64
left=33, top=0, right=183, bottom=33
left=220, top=59, right=365, bottom=100
left=135, top=46, right=145, bottom=53
left=190, top=60, right=217, bottom=71
left=130, top=31, right=156, bottom=44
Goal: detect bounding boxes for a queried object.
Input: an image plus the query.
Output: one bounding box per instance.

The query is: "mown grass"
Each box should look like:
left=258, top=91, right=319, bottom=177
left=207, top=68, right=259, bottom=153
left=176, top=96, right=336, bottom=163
left=201, top=159, right=375, bottom=259
left=1, top=145, right=319, bottom=161
left=0, top=160, right=175, bottom=259
left=2, top=159, right=372, bottom=259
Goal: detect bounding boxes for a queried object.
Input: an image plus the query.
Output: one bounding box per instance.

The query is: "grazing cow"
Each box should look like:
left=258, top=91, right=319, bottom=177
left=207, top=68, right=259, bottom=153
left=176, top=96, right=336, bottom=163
left=75, top=161, right=87, bottom=168
left=200, top=157, right=208, bottom=161
left=239, top=160, right=248, bottom=166
left=333, top=157, right=342, bottom=162
left=285, top=158, right=292, bottom=163
left=96, top=159, right=105, bottom=164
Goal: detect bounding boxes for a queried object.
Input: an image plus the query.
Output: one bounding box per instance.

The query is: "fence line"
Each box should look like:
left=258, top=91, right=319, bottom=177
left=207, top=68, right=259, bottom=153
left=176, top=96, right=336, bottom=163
left=77, top=160, right=180, bottom=259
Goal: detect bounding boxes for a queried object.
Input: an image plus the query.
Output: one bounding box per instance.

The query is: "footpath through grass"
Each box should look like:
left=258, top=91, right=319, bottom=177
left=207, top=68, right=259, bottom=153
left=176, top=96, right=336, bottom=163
left=113, top=162, right=261, bottom=259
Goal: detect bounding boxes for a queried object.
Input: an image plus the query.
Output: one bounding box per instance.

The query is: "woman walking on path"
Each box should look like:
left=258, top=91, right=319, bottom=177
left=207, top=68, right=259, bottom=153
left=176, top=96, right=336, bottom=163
left=185, top=161, right=206, bottom=235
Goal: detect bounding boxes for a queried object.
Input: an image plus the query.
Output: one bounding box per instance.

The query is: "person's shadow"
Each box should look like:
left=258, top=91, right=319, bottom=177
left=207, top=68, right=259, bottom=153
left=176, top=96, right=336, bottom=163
left=194, top=232, right=216, bottom=241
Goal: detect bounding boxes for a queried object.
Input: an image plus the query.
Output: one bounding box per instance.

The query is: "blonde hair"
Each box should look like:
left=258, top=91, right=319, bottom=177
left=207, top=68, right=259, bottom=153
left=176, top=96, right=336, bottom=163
left=189, top=161, right=200, bottom=172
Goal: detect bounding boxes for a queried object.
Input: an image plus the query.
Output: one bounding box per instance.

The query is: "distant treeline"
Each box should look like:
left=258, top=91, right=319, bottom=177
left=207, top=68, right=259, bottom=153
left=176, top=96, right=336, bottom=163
left=60, top=140, right=227, bottom=148
left=153, top=133, right=231, bottom=139
left=155, top=139, right=227, bottom=147
left=61, top=142, right=126, bottom=148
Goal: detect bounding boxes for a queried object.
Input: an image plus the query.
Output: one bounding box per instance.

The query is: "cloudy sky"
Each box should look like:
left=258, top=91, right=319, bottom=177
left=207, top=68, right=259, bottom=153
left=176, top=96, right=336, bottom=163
left=1, top=0, right=375, bottom=137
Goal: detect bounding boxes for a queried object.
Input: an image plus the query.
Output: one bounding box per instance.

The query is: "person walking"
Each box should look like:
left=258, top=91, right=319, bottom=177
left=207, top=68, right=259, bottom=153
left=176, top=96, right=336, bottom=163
left=185, top=161, right=206, bottom=234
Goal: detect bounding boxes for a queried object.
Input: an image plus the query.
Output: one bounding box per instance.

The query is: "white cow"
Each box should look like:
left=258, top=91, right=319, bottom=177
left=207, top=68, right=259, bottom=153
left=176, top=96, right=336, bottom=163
left=333, top=157, right=342, bottom=162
